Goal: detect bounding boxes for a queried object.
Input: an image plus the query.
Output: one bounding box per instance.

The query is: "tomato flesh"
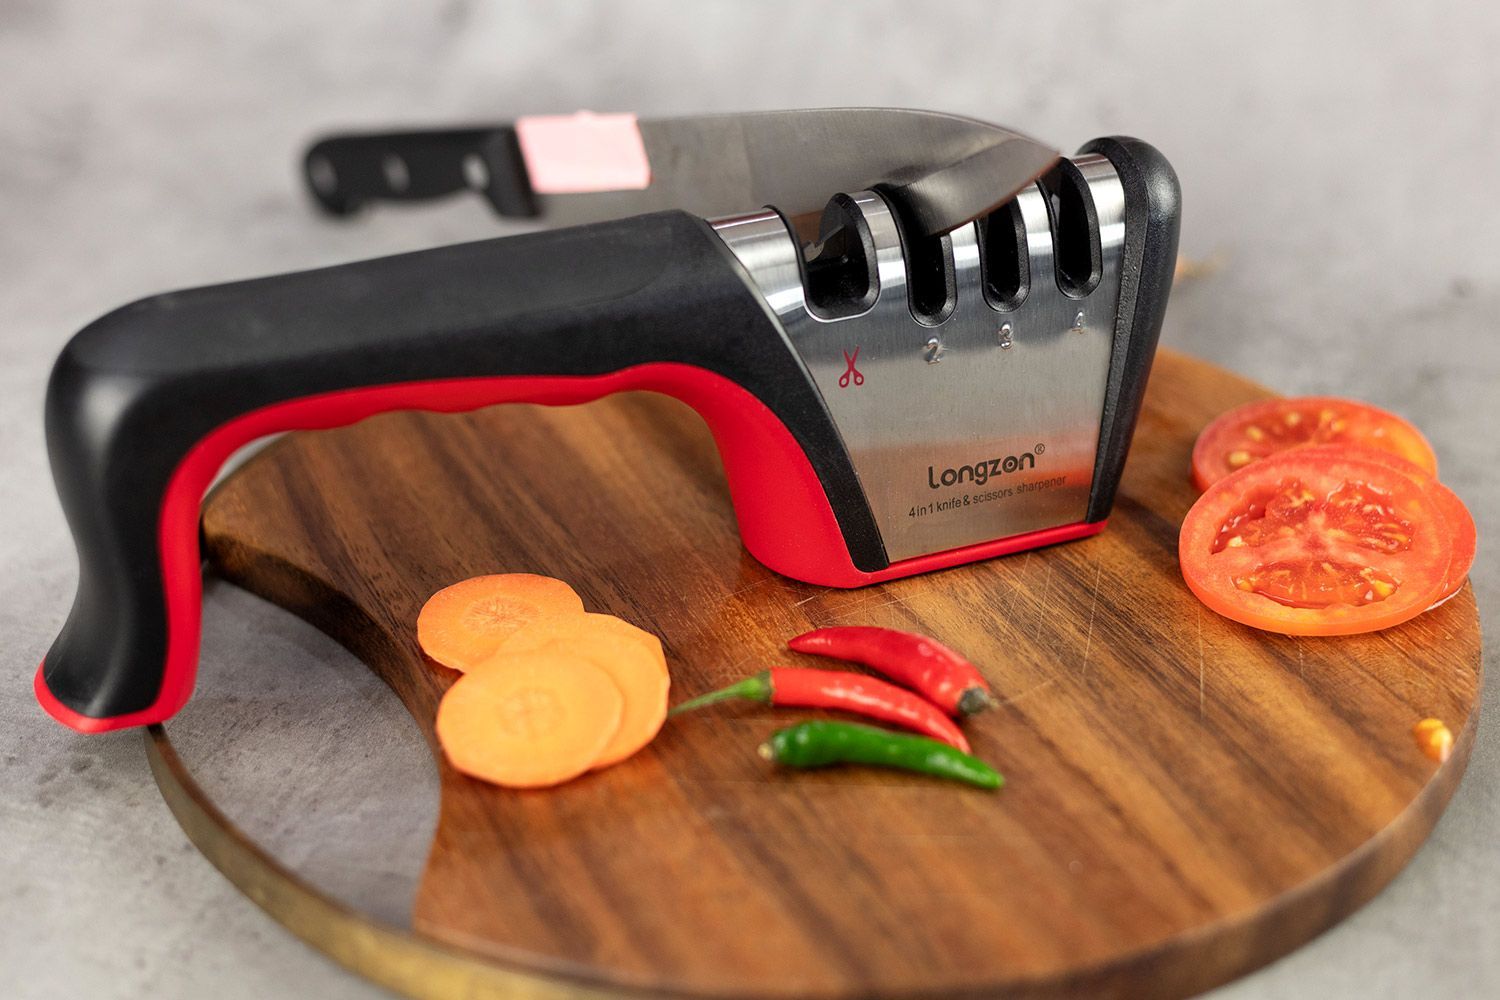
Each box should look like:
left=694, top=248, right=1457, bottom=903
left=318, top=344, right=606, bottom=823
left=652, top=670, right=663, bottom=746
left=1286, top=445, right=1476, bottom=607
left=1234, top=559, right=1398, bottom=609
left=1191, top=396, right=1438, bottom=491
left=1180, top=452, right=1451, bottom=635
left=1211, top=477, right=1416, bottom=557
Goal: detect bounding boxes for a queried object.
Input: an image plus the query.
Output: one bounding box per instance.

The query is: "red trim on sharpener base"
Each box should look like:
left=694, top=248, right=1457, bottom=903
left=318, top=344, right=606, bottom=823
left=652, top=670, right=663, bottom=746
left=763, top=519, right=1108, bottom=589
left=39, top=365, right=860, bottom=733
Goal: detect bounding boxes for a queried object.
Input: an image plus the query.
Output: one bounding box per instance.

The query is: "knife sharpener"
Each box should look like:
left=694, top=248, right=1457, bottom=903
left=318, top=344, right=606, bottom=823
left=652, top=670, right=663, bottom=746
left=37, top=132, right=1178, bottom=732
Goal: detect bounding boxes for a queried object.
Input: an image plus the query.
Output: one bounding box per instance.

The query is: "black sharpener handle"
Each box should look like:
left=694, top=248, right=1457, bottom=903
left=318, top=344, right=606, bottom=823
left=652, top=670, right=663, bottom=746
left=39, top=211, right=878, bottom=730
left=1082, top=136, right=1182, bottom=522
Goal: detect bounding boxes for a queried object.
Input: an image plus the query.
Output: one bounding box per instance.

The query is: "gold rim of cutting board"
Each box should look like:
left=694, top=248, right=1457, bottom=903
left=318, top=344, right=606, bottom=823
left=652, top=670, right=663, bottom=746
left=146, top=629, right=1479, bottom=1000
left=145, top=723, right=639, bottom=1000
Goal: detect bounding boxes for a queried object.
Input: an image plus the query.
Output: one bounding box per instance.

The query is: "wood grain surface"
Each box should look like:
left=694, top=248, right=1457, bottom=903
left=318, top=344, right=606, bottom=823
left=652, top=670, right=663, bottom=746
left=200, top=349, right=1482, bottom=1000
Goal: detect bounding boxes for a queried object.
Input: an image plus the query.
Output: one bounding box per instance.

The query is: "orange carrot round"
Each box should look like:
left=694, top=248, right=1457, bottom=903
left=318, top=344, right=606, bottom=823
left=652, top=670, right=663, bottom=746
left=500, top=612, right=667, bottom=677
left=489, top=614, right=669, bottom=769
left=417, top=574, right=584, bottom=671
left=435, top=651, right=622, bottom=788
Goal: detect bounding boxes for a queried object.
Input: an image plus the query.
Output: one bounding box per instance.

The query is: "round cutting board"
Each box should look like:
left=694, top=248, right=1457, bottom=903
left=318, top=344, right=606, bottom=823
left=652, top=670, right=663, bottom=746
left=175, top=348, right=1480, bottom=999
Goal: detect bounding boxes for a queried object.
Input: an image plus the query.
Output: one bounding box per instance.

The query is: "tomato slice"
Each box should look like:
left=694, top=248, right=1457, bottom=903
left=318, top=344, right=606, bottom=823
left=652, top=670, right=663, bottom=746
left=1292, top=445, right=1475, bottom=607
left=1426, top=477, right=1476, bottom=608
left=1191, top=396, right=1438, bottom=491
left=1179, top=451, right=1452, bottom=635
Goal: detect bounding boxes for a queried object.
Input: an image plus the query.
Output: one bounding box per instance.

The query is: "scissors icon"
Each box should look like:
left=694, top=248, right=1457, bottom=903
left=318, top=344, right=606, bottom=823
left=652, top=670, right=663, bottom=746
left=839, top=346, right=864, bottom=388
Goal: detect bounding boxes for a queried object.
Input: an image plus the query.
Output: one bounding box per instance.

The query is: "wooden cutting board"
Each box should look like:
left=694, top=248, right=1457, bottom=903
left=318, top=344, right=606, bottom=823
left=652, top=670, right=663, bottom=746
left=194, top=348, right=1481, bottom=999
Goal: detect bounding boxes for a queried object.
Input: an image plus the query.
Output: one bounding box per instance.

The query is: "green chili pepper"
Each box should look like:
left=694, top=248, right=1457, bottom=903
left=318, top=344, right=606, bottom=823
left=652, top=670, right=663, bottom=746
left=758, top=720, right=1003, bottom=790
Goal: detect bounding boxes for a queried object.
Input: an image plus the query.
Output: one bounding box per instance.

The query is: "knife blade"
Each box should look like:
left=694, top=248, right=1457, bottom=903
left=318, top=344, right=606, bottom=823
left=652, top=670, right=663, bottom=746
left=304, top=108, right=1060, bottom=238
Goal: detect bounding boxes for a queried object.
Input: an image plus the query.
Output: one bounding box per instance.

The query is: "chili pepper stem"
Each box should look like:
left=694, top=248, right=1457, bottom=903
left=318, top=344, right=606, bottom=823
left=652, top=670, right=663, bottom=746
left=958, top=687, right=998, bottom=716
left=669, top=671, right=773, bottom=717
left=756, top=742, right=774, bottom=761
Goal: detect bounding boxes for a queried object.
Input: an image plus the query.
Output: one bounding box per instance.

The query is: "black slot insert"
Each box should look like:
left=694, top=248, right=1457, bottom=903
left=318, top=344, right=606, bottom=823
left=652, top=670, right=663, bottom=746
left=981, top=199, right=1029, bottom=310
left=873, top=185, right=956, bottom=325
left=803, top=194, right=879, bottom=321
left=903, top=226, right=956, bottom=326
left=1043, top=162, right=1102, bottom=298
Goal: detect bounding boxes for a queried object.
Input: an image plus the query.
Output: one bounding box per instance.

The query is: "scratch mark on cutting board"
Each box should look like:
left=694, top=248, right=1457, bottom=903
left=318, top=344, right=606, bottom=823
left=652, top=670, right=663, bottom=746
left=723, top=577, right=779, bottom=600
left=821, top=592, right=885, bottom=616
left=828, top=596, right=906, bottom=623
left=998, top=678, right=1056, bottom=707
left=989, top=551, right=1031, bottom=643
left=1297, top=639, right=1305, bottom=682
left=1032, top=562, right=1054, bottom=636
left=1196, top=604, right=1205, bottom=719
left=715, top=651, right=759, bottom=678
left=1080, top=554, right=1104, bottom=676
left=1011, top=551, right=1032, bottom=594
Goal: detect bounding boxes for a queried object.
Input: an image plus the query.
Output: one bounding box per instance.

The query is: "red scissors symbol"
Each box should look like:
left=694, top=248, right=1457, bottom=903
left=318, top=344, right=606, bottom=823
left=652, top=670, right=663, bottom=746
left=839, top=346, right=864, bottom=388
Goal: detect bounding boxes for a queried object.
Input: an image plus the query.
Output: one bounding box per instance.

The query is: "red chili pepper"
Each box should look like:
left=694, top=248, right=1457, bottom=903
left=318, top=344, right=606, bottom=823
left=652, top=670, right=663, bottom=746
left=787, top=627, right=995, bottom=717
left=668, top=668, right=970, bottom=752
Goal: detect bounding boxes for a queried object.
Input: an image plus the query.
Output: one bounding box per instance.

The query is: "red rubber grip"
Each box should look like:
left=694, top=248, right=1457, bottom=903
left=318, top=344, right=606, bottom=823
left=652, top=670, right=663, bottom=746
left=36, top=362, right=1103, bottom=733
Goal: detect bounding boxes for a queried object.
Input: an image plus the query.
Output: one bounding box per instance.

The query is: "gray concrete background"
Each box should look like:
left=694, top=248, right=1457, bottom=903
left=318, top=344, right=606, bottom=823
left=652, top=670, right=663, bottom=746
left=2, top=2, right=1496, bottom=997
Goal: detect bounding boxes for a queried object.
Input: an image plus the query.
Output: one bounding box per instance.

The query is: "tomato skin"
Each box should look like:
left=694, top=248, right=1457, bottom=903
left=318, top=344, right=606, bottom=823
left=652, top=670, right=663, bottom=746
left=1191, top=396, right=1438, bottom=492
left=1179, top=451, right=1452, bottom=636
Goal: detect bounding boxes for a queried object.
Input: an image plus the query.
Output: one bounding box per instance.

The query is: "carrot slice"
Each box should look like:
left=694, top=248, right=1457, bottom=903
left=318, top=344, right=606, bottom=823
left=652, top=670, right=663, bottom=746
left=417, top=574, right=584, bottom=671
left=435, top=651, right=622, bottom=788
left=484, top=614, right=669, bottom=769
left=499, top=612, right=668, bottom=677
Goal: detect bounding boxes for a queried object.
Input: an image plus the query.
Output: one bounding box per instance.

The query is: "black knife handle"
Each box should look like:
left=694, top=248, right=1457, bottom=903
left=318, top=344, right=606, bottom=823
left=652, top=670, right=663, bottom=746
left=304, top=127, right=537, bottom=218
left=39, top=211, right=884, bottom=731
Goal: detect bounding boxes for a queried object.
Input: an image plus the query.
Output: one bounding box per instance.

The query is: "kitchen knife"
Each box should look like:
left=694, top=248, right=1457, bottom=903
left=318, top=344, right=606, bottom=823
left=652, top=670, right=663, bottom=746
left=38, top=111, right=1179, bottom=733
left=301, top=108, right=1061, bottom=238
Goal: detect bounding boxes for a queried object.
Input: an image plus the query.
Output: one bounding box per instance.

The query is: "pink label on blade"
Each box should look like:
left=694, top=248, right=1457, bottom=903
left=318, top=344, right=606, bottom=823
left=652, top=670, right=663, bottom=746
left=515, top=112, right=652, bottom=194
